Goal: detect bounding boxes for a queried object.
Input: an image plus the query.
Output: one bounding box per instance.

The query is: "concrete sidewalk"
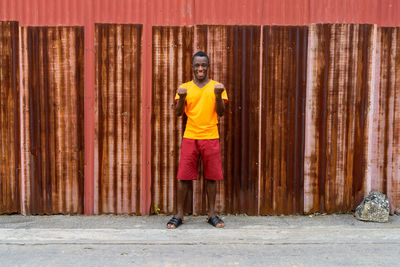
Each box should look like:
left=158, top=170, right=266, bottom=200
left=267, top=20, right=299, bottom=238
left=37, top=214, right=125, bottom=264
left=0, top=214, right=399, bottom=266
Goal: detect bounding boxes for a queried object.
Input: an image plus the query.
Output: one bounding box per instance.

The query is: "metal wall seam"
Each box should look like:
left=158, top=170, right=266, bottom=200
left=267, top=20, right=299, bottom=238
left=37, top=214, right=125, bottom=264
left=257, top=25, right=263, bottom=215
left=83, top=0, right=95, bottom=216
left=141, top=1, right=153, bottom=216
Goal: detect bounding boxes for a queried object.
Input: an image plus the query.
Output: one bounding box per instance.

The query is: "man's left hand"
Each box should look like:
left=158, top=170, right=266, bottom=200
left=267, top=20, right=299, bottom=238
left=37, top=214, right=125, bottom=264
left=214, top=83, right=225, bottom=96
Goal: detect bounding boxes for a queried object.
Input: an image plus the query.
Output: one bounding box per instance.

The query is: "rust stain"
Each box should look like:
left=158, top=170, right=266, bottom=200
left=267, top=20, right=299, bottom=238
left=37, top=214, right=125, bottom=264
left=260, top=26, right=308, bottom=215
left=95, top=24, right=142, bottom=214
left=0, top=21, right=20, bottom=214
left=304, top=24, right=373, bottom=214
left=20, top=26, right=84, bottom=214
left=151, top=26, right=193, bottom=214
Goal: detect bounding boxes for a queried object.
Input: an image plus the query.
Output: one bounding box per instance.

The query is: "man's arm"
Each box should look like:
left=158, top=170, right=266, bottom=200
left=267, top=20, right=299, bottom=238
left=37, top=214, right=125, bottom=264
left=175, top=86, right=187, bottom=116
left=214, top=84, right=225, bottom=117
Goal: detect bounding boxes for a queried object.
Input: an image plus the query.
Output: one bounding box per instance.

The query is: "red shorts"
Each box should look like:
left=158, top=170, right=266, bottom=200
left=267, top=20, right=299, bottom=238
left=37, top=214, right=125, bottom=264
left=177, top=138, right=223, bottom=181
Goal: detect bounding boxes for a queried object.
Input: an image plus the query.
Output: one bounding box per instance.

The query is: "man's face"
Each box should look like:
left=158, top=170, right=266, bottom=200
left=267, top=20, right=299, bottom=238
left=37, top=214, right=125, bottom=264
left=192, top=56, right=209, bottom=81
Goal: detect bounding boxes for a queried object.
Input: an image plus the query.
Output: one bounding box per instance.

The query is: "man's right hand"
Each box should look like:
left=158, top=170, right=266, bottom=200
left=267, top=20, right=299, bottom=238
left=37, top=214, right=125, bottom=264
left=177, top=87, right=187, bottom=97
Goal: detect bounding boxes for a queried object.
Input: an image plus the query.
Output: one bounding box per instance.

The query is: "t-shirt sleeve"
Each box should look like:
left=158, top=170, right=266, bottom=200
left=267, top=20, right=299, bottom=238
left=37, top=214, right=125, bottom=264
left=222, top=89, right=228, bottom=102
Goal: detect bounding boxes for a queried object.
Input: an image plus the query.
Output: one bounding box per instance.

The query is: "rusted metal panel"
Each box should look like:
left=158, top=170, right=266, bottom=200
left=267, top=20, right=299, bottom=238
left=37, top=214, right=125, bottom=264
left=366, top=27, right=400, bottom=214
left=260, top=26, right=308, bottom=215
left=95, top=24, right=142, bottom=214
left=195, top=25, right=261, bottom=215
left=304, top=24, right=374, bottom=214
left=0, top=21, right=20, bottom=214
left=151, top=26, right=261, bottom=215
left=20, top=26, right=84, bottom=214
left=151, top=26, right=193, bottom=214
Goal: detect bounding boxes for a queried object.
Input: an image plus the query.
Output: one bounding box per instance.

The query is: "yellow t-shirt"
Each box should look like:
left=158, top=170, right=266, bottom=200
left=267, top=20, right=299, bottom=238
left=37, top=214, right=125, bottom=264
left=175, top=79, right=228, bottom=139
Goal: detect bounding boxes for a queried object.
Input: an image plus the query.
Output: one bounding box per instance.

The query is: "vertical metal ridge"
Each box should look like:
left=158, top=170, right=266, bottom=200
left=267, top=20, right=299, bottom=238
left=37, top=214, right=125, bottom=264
left=95, top=24, right=142, bottom=214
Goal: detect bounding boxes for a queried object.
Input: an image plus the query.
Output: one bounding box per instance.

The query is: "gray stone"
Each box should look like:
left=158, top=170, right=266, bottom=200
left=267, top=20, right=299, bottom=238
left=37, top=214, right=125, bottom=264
left=355, top=191, right=389, bottom=223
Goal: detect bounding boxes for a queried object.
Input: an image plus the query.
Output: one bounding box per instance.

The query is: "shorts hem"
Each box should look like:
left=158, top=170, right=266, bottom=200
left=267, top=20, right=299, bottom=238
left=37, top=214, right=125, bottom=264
left=204, top=177, right=223, bottom=181
left=177, top=176, right=198, bottom=181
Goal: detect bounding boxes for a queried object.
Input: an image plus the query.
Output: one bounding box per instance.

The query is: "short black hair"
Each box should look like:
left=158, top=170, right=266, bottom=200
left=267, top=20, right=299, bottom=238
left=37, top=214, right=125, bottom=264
left=192, top=51, right=209, bottom=65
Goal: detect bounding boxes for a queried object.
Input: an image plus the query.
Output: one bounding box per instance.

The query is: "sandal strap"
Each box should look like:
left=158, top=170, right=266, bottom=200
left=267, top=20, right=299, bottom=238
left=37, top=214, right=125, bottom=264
left=167, top=215, right=183, bottom=227
left=208, top=215, right=223, bottom=227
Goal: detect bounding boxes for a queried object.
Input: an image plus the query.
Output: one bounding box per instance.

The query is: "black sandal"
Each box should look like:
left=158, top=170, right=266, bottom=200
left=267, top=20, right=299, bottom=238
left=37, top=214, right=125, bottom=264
left=207, top=215, right=224, bottom=228
left=167, top=215, right=183, bottom=229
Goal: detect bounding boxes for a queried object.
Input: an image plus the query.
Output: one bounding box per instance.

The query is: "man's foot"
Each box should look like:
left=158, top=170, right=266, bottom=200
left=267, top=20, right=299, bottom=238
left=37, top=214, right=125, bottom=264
left=167, top=215, right=183, bottom=229
left=207, top=215, right=224, bottom=228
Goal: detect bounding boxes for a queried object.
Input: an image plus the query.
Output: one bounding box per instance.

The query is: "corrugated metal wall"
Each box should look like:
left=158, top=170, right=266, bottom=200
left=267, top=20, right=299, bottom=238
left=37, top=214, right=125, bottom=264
left=0, top=0, right=400, bottom=215
left=95, top=24, right=142, bottom=214
left=0, top=21, right=20, bottom=214
left=19, top=26, right=84, bottom=214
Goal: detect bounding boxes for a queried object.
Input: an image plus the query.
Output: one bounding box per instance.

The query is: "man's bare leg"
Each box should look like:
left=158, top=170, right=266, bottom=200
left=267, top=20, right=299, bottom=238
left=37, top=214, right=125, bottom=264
left=206, top=180, right=224, bottom=228
left=168, top=180, right=190, bottom=229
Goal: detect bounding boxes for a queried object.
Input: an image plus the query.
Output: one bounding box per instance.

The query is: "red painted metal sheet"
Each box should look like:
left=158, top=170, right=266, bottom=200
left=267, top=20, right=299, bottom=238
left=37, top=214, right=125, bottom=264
left=94, top=24, right=142, bottom=214
left=151, top=26, right=193, bottom=214
left=83, top=0, right=95, bottom=215
left=2, top=0, right=400, bottom=26
left=308, top=0, right=400, bottom=27
left=0, top=21, right=20, bottom=214
left=260, top=26, right=308, bottom=215
left=20, top=26, right=85, bottom=214
left=365, top=27, right=400, bottom=214
left=304, top=24, right=374, bottom=214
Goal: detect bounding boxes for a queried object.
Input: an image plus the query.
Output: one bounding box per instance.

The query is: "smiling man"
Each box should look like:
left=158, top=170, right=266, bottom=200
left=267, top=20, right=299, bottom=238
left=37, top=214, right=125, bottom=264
left=167, top=51, right=228, bottom=229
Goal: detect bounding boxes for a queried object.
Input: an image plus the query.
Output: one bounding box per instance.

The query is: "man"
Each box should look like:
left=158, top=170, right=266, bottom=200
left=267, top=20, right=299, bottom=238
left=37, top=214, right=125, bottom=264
left=167, top=51, right=228, bottom=229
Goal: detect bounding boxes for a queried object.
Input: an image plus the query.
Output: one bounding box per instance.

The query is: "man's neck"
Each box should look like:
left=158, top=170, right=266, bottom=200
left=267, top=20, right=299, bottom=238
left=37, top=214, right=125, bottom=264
left=193, top=77, right=210, bottom=88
